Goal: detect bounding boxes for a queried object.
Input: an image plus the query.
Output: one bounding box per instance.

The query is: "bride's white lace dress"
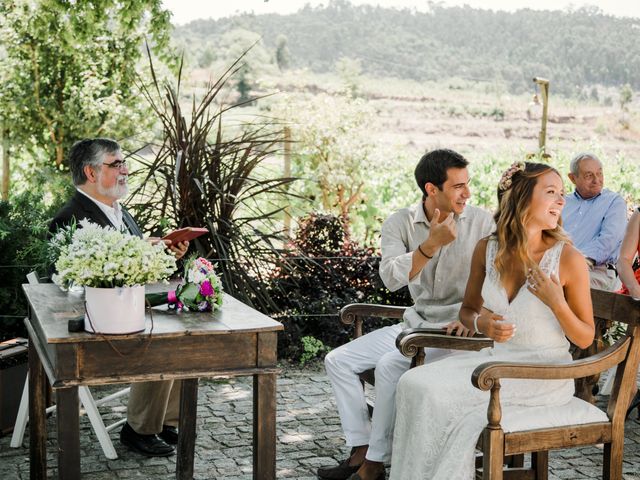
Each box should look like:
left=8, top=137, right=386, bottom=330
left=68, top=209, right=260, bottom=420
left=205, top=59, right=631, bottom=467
left=389, top=239, right=575, bottom=480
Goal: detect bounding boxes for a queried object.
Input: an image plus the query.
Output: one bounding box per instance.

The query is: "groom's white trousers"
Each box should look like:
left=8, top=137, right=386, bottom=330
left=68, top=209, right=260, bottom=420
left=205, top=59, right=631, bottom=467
left=324, top=323, right=457, bottom=463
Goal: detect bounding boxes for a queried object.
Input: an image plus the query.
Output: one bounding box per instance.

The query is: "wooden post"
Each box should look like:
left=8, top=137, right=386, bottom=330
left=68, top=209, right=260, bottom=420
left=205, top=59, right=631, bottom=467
left=57, top=386, right=81, bottom=480
left=283, top=126, right=292, bottom=238
left=1, top=125, right=9, bottom=201
left=28, top=338, right=47, bottom=480
left=533, top=77, right=550, bottom=156
left=177, top=378, right=199, bottom=480
left=254, top=372, right=277, bottom=480
left=482, top=381, right=504, bottom=479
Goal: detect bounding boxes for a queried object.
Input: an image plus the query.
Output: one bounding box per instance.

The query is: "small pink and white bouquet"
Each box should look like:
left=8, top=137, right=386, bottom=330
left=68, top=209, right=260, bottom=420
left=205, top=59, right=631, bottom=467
left=169, top=256, right=224, bottom=312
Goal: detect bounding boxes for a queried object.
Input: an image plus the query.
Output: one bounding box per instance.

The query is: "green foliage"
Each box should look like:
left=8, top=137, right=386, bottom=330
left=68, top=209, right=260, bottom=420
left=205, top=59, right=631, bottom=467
left=299, top=336, right=328, bottom=366
left=604, top=321, right=627, bottom=346
left=275, top=34, right=291, bottom=72
left=127, top=51, right=297, bottom=312
left=490, top=107, right=505, bottom=121
left=335, top=57, right=362, bottom=98
left=267, top=213, right=411, bottom=361
left=0, top=189, right=66, bottom=341
left=0, top=0, right=173, bottom=172
left=620, top=84, right=633, bottom=111
left=270, top=92, right=416, bottom=243
left=173, top=2, right=640, bottom=97
left=467, top=148, right=640, bottom=213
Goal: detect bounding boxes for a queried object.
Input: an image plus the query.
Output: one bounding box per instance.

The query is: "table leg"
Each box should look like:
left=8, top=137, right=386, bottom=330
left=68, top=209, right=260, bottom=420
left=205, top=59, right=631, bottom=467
left=253, top=373, right=276, bottom=480
left=28, top=339, right=47, bottom=480
left=177, top=378, right=198, bottom=480
left=57, top=386, right=80, bottom=480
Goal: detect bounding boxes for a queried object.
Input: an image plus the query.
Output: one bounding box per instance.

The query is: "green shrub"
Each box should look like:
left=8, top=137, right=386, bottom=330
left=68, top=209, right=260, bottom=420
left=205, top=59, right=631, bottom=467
left=0, top=190, right=63, bottom=341
left=267, top=213, right=411, bottom=361
left=299, top=336, right=328, bottom=366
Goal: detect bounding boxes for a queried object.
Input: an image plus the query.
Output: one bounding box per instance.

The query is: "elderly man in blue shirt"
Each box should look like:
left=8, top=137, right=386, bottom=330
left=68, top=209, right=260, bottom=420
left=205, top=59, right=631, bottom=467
left=563, top=152, right=627, bottom=291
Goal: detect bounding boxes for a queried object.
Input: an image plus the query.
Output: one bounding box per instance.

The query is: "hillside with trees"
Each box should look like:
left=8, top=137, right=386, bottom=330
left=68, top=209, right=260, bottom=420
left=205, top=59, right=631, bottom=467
left=173, top=0, right=640, bottom=96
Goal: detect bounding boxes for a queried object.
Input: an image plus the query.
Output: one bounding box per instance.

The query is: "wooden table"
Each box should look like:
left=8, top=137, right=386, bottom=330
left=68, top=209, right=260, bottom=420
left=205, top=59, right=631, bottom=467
left=22, top=283, right=283, bottom=480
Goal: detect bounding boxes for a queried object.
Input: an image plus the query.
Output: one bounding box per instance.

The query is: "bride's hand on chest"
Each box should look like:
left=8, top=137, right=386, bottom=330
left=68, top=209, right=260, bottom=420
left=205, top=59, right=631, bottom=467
left=526, top=266, right=565, bottom=308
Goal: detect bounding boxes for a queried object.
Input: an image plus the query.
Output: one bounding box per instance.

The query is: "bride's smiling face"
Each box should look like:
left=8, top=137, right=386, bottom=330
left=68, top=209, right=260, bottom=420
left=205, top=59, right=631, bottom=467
left=526, top=170, right=565, bottom=230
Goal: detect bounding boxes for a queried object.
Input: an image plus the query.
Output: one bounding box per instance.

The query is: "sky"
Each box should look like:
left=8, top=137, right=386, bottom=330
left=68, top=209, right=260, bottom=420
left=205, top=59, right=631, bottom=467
left=162, top=0, right=640, bottom=25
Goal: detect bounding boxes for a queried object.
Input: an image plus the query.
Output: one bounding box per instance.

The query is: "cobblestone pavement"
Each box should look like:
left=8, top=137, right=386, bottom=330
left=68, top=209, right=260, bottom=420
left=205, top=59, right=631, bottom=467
left=1, top=364, right=640, bottom=479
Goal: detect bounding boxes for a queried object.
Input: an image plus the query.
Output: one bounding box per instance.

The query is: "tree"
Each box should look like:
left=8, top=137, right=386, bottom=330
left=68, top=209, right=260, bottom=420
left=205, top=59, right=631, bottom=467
left=275, top=34, right=290, bottom=71
left=619, top=83, right=633, bottom=127
left=213, top=29, right=274, bottom=103
left=335, top=57, right=362, bottom=97
left=0, top=0, right=173, bottom=190
left=620, top=84, right=633, bottom=111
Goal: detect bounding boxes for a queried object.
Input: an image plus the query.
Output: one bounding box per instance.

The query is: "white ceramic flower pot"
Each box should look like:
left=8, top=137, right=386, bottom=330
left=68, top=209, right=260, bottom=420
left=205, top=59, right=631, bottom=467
left=84, top=285, right=146, bottom=334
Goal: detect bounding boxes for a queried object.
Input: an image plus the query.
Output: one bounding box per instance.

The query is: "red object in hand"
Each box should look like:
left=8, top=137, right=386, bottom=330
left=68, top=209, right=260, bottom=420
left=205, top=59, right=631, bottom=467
left=162, top=227, right=208, bottom=244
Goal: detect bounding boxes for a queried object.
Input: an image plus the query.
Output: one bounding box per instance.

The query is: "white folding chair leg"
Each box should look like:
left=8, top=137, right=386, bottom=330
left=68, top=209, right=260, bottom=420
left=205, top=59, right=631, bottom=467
left=91, top=387, right=130, bottom=408
left=11, top=372, right=59, bottom=447
left=10, top=372, right=30, bottom=447
left=78, top=386, right=119, bottom=460
left=601, top=366, right=617, bottom=395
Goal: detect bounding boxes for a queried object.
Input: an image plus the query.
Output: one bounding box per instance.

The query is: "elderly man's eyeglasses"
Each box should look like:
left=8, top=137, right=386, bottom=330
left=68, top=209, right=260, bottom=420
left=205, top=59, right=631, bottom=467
left=102, top=159, right=128, bottom=170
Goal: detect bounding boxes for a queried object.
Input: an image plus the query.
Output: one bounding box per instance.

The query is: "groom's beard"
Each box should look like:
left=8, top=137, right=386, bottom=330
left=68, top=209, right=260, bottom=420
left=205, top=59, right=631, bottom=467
left=97, top=174, right=129, bottom=200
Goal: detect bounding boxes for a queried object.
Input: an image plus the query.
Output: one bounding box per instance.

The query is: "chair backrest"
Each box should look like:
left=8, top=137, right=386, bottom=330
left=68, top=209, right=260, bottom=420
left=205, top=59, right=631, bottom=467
left=26, top=271, right=40, bottom=285
left=474, top=289, right=640, bottom=479
left=590, top=289, right=640, bottom=423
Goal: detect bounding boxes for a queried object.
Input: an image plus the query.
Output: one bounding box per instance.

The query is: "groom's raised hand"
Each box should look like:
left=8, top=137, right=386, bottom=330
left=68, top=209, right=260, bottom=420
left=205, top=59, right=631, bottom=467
left=427, top=208, right=457, bottom=248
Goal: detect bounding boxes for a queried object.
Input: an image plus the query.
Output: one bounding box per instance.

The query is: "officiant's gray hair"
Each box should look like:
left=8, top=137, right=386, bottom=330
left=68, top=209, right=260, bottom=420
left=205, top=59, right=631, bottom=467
left=69, top=138, right=121, bottom=185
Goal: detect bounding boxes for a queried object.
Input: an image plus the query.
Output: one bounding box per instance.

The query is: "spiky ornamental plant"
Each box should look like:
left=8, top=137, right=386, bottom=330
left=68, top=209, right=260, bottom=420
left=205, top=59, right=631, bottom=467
left=127, top=47, right=298, bottom=311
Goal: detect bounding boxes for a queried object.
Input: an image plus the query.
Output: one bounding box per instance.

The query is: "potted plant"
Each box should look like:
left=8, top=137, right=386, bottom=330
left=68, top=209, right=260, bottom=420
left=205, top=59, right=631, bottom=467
left=51, top=220, right=176, bottom=334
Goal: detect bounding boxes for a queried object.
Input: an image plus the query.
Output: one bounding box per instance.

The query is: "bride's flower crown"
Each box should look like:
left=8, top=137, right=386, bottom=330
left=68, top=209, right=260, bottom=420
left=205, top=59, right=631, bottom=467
left=498, top=161, right=526, bottom=191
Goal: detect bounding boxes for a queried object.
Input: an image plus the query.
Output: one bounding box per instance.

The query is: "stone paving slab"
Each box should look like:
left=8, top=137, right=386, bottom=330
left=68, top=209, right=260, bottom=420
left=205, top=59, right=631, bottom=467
left=1, top=364, right=640, bottom=479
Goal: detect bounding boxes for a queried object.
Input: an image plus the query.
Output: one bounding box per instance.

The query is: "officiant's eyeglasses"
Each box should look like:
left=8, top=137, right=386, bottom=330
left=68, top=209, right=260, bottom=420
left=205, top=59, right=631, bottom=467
left=102, top=159, right=128, bottom=170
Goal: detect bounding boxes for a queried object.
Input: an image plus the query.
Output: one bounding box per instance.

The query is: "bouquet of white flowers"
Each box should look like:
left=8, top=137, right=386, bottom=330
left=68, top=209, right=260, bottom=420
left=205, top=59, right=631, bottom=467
left=52, top=220, right=176, bottom=289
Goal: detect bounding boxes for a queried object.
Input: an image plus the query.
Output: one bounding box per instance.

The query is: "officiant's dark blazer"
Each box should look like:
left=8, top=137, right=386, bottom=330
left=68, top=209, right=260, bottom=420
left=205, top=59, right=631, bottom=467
left=48, top=190, right=142, bottom=238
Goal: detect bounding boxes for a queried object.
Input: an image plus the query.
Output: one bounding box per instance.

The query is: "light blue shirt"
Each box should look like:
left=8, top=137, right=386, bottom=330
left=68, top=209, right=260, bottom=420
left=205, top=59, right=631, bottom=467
left=563, top=188, right=627, bottom=265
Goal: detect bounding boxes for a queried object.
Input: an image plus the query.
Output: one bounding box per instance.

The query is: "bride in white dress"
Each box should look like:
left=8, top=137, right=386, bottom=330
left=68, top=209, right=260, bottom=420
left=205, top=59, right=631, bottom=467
left=389, top=162, right=595, bottom=480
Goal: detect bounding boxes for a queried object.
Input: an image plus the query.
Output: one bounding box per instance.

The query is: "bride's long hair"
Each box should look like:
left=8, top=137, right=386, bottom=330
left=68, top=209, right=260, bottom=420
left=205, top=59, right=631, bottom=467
left=493, top=161, right=571, bottom=278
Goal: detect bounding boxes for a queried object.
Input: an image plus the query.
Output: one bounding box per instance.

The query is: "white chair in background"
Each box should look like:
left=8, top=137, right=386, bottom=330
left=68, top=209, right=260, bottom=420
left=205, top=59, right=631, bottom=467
left=10, top=272, right=130, bottom=459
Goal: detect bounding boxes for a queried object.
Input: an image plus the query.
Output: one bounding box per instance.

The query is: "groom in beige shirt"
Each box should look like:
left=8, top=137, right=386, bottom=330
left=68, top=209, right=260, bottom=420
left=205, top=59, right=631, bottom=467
left=318, top=149, right=494, bottom=480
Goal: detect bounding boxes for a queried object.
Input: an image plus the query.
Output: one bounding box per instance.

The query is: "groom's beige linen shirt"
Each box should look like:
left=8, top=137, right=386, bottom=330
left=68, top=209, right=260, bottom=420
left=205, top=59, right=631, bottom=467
left=380, top=202, right=494, bottom=329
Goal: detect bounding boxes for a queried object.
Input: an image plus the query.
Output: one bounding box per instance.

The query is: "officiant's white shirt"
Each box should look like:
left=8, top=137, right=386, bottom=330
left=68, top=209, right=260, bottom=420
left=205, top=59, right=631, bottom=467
left=76, top=188, right=124, bottom=231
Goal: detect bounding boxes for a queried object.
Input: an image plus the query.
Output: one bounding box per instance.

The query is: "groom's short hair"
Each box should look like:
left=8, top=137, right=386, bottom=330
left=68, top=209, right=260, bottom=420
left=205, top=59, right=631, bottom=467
left=69, top=138, right=121, bottom=186
left=415, top=149, right=468, bottom=198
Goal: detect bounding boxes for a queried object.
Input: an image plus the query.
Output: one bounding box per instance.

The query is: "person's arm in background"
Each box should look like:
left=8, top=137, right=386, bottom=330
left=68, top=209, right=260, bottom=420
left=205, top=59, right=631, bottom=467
left=617, top=209, right=640, bottom=299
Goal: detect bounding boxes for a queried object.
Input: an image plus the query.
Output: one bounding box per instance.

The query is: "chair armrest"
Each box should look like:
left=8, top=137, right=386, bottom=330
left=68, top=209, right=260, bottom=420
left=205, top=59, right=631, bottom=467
left=396, top=328, right=493, bottom=359
left=340, top=303, right=408, bottom=338
left=472, top=336, right=631, bottom=391
left=340, top=303, right=407, bottom=325
left=395, top=328, right=493, bottom=367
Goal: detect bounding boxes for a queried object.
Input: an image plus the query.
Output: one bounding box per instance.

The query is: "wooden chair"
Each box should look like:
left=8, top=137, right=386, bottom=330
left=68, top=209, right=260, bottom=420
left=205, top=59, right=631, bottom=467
left=339, top=303, right=492, bottom=407
left=10, top=272, right=130, bottom=460
left=396, top=289, right=640, bottom=480
left=339, top=303, right=522, bottom=467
